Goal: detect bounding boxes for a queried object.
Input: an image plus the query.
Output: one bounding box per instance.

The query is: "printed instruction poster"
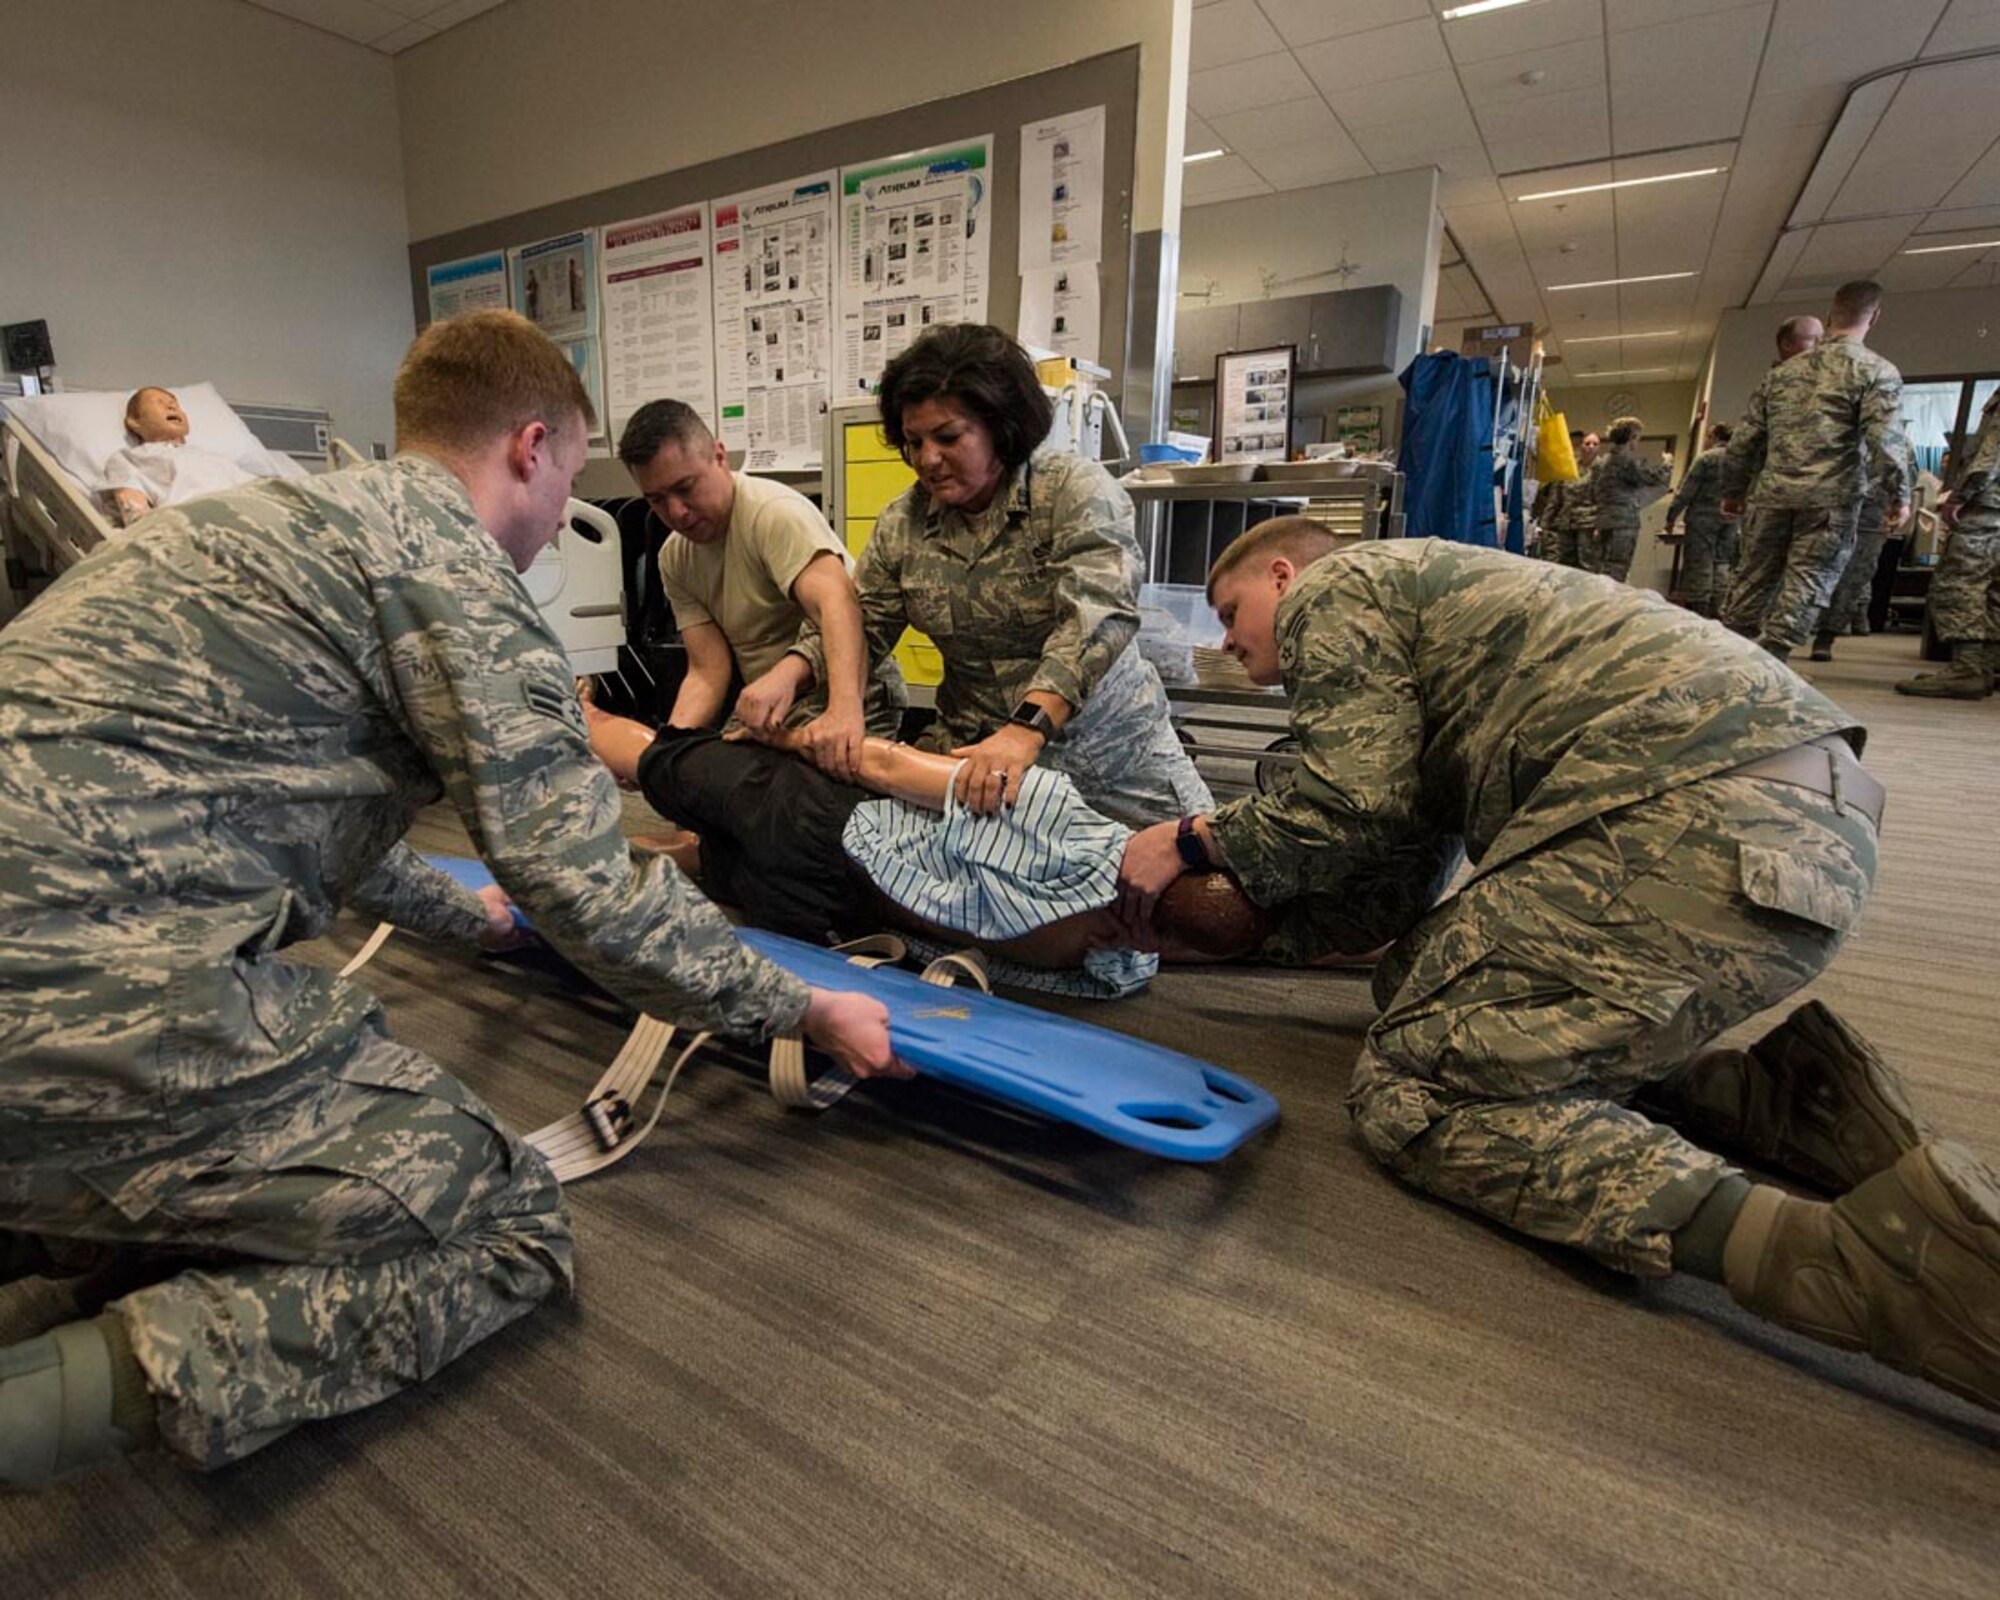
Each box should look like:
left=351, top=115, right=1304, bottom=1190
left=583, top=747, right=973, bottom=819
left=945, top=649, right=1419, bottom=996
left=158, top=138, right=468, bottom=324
left=1018, top=106, right=1104, bottom=272
left=1017, top=265, right=1101, bottom=362
left=425, top=251, right=508, bottom=323
left=837, top=136, right=992, bottom=397
left=1217, top=348, right=1295, bottom=464
left=601, top=205, right=716, bottom=446
left=712, top=173, right=836, bottom=470
left=512, top=230, right=604, bottom=443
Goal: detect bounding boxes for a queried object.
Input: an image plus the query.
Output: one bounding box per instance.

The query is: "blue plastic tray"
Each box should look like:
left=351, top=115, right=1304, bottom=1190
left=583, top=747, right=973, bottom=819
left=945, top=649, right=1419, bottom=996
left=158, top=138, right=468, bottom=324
left=422, top=855, right=1279, bottom=1161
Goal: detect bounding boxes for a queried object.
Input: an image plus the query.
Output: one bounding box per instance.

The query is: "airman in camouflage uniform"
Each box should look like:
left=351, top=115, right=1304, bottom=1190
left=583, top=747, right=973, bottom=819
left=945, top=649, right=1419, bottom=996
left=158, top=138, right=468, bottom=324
left=1536, top=431, right=1598, bottom=567
left=1899, top=388, right=2000, bottom=698
left=0, top=313, right=891, bottom=1485
left=1664, top=426, right=1741, bottom=616
left=793, top=448, right=1212, bottom=827
left=1811, top=479, right=1900, bottom=659
left=1719, top=284, right=1912, bottom=659
left=1581, top=419, right=1670, bottom=583
left=1123, top=528, right=2000, bottom=1411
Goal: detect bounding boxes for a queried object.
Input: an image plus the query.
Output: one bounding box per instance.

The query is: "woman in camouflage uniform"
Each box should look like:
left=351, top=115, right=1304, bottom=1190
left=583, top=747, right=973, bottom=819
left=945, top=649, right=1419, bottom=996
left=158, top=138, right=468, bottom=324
left=1582, top=415, right=1672, bottom=584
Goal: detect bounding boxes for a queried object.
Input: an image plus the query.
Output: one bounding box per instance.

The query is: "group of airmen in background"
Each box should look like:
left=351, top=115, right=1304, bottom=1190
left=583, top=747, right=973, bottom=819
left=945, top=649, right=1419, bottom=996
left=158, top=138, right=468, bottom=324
left=1533, top=278, right=2000, bottom=701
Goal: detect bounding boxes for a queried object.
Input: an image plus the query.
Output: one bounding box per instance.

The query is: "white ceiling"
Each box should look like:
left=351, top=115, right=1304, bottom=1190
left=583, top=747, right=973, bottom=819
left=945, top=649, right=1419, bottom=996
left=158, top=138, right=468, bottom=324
left=1187, top=0, right=2000, bottom=385
left=235, top=0, right=509, bottom=54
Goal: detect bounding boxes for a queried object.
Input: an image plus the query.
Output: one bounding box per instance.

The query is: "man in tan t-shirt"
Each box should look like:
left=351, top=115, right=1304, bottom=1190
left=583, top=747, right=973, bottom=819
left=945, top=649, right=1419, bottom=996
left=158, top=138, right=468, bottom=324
left=618, top=400, right=902, bottom=780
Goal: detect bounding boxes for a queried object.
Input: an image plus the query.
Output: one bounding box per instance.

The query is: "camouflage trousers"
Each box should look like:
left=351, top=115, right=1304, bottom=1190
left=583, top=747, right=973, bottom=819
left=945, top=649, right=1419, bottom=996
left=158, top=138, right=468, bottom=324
left=0, top=968, right=573, bottom=1469
left=1347, top=768, right=1878, bottom=1278
left=1927, top=506, right=2000, bottom=645
left=1677, top=514, right=1741, bottom=617
left=920, top=646, right=1213, bottom=828
left=1819, top=516, right=1891, bottom=637
left=1550, top=523, right=1583, bottom=568
left=1578, top=525, right=1638, bottom=583
left=1719, top=503, right=1860, bottom=647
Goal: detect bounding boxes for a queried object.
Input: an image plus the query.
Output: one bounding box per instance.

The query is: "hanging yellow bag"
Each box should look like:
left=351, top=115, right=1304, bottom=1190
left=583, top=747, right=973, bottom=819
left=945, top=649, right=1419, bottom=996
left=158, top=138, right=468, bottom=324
left=1535, top=394, right=1578, bottom=483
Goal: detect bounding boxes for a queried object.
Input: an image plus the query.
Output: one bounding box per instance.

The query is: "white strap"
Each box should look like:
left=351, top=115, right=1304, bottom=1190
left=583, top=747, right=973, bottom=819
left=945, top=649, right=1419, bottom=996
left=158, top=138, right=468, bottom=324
left=765, top=933, right=910, bottom=1111
left=525, top=1017, right=710, bottom=1183
left=338, top=921, right=396, bottom=978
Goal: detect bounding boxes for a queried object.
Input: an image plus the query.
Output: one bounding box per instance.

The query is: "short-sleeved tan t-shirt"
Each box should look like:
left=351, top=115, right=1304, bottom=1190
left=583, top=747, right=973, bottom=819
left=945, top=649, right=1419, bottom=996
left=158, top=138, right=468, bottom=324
left=658, top=473, right=847, bottom=684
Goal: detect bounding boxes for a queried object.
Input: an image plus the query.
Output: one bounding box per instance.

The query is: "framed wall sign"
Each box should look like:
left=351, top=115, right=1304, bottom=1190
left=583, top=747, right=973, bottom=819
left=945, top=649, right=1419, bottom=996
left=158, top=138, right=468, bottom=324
left=1215, top=344, right=1296, bottom=464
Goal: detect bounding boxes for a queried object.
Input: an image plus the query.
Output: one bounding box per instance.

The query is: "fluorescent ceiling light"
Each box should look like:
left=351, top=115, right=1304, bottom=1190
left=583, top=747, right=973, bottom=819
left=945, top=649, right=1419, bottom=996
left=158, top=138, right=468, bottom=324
left=1561, top=330, right=1680, bottom=344
left=1515, top=167, right=1727, bottom=203
left=1903, top=238, right=2000, bottom=255
left=1546, top=271, right=1697, bottom=291
left=1577, top=367, right=1675, bottom=377
left=1184, top=148, right=1228, bottom=165
left=1441, top=0, right=1539, bottom=19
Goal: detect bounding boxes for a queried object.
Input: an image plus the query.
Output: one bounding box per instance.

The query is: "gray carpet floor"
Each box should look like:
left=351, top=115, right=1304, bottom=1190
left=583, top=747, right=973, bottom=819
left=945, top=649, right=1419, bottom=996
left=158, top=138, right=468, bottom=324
left=4, top=632, right=1997, bottom=1597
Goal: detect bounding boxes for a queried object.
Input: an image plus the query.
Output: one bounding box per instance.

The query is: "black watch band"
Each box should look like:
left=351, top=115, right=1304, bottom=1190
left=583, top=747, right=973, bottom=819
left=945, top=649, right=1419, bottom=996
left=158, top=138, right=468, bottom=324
left=1007, top=701, right=1057, bottom=739
left=1175, top=814, right=1209, bottom=870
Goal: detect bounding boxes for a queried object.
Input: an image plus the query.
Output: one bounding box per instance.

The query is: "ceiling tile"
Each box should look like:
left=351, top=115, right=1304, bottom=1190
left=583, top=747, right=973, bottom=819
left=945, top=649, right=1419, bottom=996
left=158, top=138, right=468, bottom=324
left=1922, top=0, right=2000, bottom=55
left=1258, top=0, right=1433, bottom=48
left=1292, top=16, right=1450, bottom=92
left=1188, top=51, right=1320, bottom=119
left=1758, top=0, right=1946, bottom=93
left=1185, top=112, right=1225, bottom=154
left=1430, top=144, right=1495, bottom=178
left=1606, top=0, right=1769, bottom=27
left=1790, top=217, right=1920, bottom=279
left=1246, top=137, right=1382, bottom=189
left=1441, top=171, right=1505, bottom=208
left=1183, top=154, right=1276, bottom=205
left=1827, top=57, right=2000, bottom=219
left=1442, top=0, right=1602, bottom=65
left=372, top=18, right=438, bottom=49
left=1350, top=104, right=1486, bottom=166
left=1942, top=134, right=2000, bottom=209
left=1210, top=96, right=1353, bottom=152
left=1920, top=205, right=2000, bottom=233
left=1608, top=5, right=1766, bottom=151
left=1323, top=66, right=1471, bottom=129
left=1875, top=252, right=1983, bottom=292
left=243, top=0, right=409, bottom=43
left=1192, top=0, right=1289, bottom=70
left=1457, top=38, right=1604, bottom=116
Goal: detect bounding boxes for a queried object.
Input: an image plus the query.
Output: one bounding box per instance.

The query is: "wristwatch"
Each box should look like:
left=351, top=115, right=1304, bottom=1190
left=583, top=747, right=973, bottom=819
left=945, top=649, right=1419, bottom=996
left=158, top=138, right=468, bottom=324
left=1007, top=701, right=1057, bottom=740
left=1175, top=814, right=1210, bottom=870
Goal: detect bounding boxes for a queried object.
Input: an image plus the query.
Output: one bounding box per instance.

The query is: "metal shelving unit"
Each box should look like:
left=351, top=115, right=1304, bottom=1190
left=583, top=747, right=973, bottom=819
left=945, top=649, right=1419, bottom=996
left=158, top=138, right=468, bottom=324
left=1125, top=471, right=1403, bottom=588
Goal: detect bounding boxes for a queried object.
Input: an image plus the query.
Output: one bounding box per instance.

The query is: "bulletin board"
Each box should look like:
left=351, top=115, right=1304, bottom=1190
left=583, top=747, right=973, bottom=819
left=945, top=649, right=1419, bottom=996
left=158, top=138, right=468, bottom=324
left=406, top=48, right=1141, bottom=497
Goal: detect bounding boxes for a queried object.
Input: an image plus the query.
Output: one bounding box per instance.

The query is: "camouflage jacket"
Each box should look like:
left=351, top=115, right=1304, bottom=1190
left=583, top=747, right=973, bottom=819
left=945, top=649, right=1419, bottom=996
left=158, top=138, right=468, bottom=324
left=1958, top=389, right=2000, bottom=496
left=1553, top=461, right=1597, bottom=531
left=1666, top=446, right=1737, bottom=529
left=792, top=449, right=1141, bottom=744
left=1720, top=335, right=1912, bottom=512
left=1207, top=541, right=1859, bottom=925
left=1589, top=442, right=1672, bottom=532
left=0, top=457, right=808, bottom=1049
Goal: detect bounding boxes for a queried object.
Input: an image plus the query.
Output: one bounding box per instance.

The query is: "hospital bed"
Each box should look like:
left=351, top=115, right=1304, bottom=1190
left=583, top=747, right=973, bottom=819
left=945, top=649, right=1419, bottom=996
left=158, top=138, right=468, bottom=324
left=0, top=383, right=626, bottom=673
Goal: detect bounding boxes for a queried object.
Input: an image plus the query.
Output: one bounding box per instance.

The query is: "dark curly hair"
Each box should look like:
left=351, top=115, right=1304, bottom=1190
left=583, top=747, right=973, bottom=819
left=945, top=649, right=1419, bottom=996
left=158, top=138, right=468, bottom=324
left=876, top=324, right=1054, bottom=473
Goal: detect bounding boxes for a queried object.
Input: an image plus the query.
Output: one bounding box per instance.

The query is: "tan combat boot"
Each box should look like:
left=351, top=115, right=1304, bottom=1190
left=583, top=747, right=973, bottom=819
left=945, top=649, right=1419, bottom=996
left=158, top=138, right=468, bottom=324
left=1894, top=642, right=1994, bottom=699
left=1724, top=1142, right=2000, bottom=1412
left=1650, top=1001, right=1928, bottom=1192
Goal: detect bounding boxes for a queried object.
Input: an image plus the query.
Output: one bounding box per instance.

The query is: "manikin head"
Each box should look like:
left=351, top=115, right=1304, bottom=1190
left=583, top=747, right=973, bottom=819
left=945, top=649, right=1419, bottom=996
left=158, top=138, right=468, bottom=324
left=124, top=387, right=189, bottom=446
left=393, top=309, right=593, bottom=574
left=1205, top=515, right=1345, bottom=687
left=618, top=399, right=736, bottom=545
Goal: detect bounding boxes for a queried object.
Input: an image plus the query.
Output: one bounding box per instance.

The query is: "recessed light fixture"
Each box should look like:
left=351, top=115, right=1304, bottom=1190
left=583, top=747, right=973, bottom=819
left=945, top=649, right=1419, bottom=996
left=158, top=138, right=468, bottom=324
left=1441, top=0, right=1540, bottom=19
left=1562, top=330, right=1680, bottom=343
left=1515, top=167, right=1728, bottom=202
left=1902, top=238, right=2000, bottom=255
left=1184, top=148, right=1228, bottom=165
left=1546, top=271, right=1697, bottom=291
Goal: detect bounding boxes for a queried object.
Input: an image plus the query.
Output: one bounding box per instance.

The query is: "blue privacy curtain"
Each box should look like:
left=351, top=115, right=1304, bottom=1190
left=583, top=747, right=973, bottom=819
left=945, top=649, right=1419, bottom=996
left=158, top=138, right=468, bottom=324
left=1396, top=351, right=1498, bottom=548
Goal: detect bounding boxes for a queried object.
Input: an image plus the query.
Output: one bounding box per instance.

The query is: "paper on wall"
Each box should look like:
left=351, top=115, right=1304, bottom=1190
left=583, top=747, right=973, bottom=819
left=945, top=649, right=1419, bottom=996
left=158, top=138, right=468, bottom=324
left=712, top=173, right=836, bottom=471
left=426, top=252, right=508, bottom=323
left=601, top=205, right=716, bottom=446
left=836, top=137, right=992, bottom=398
left=511, top=231, right=597, bottom=342
left=1017, top=265, right=1100, bottom=364
left=1018, top=106, right=1104, bottom=272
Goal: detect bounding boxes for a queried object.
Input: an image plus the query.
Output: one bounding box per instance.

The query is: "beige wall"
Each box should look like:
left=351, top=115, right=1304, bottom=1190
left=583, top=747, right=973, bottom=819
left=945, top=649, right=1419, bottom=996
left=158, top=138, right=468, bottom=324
left=1706, top=283, right=2000, bottom=432
left=0, top=0, right=414, bottom=451
left=1543, top=381, right=1702, bottom=461
left=396, top=0, right=1190, bottom=241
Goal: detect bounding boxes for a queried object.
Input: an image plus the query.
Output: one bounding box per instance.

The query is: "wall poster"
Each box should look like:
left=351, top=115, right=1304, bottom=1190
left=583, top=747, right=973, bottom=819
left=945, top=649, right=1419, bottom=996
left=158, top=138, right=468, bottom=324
left=712, top=173, right=836, bottom=470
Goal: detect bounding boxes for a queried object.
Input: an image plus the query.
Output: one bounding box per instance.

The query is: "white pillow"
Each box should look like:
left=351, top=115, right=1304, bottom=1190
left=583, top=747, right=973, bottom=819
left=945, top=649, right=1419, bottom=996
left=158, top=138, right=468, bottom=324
left=3, top=382, right=308, bottom=491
